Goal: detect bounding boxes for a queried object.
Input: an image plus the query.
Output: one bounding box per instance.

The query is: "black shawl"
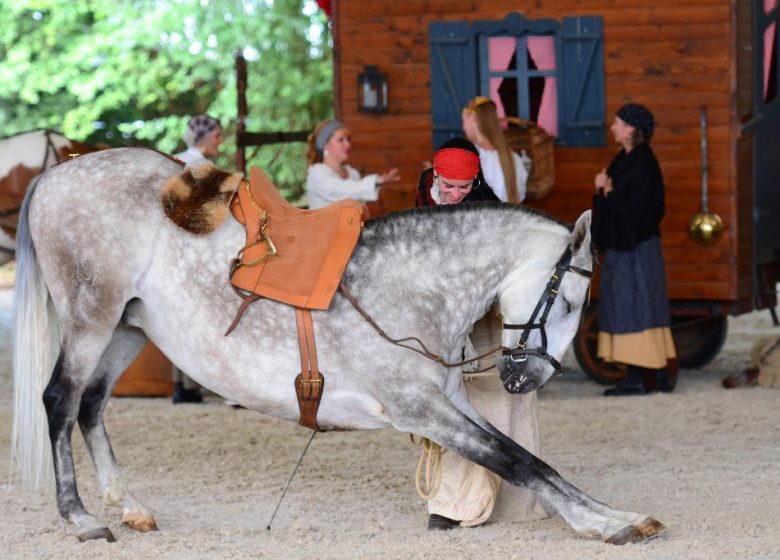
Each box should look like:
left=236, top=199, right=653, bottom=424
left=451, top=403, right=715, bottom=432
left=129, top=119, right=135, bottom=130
left=591, top=142, right=665, bottom=251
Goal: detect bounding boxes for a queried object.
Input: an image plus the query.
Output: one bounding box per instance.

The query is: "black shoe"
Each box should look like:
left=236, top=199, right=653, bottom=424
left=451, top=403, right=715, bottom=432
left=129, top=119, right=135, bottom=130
left=603, top=383, right=647, bottom=396
left=655, top=369, right=676, bottom=393
left=427, top=514, right=457, bottom=531
left=172, top=382, right=203, bottom=404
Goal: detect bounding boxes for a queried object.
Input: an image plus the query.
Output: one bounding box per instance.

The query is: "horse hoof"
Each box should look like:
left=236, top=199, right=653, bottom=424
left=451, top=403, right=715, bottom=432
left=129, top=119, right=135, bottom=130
left=78, top=527, right=116, bottom=542
left=635, top=517, right=667, bottom=539
left=604, top=524, right=644, bottom=545
left=122, top=512, right=158, bottom=532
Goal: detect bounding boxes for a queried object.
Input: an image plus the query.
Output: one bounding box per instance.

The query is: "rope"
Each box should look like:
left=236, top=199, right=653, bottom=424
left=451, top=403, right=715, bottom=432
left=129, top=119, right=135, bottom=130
left=410, top=435, right=446, bottom=500
left=266, top=431, right=317, bottom=530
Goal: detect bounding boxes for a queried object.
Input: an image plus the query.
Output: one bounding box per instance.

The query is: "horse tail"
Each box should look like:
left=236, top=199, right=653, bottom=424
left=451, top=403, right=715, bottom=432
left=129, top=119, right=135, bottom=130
left=12, top=173, right=60, bottom=493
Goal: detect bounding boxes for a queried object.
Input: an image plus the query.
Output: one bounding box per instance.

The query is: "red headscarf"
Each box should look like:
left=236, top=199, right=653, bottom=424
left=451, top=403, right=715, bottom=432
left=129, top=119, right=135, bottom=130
left=432, top=147, right=480, bottom=180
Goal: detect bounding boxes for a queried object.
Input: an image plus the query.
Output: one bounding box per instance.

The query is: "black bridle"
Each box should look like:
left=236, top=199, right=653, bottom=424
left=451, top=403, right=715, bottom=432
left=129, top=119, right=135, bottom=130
left=500, top=246, right=595, bottom=387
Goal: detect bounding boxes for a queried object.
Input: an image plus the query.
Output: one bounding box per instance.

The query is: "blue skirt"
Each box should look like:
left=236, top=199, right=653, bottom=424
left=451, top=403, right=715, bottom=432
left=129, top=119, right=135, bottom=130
left=598, top=236, right=672, bottom=334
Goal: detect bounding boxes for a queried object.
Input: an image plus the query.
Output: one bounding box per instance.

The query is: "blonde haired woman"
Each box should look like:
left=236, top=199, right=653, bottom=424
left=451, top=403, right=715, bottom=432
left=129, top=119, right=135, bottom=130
left=461, top=96, right=528, bottom=204
left=305, top=119, right=399, bottom=209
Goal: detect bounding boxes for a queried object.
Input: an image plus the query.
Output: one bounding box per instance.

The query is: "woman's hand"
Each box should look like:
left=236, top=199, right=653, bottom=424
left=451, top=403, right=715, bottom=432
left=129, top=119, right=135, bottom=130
left=378, top=168, right=400, bottom=185
left=595, top=168, right=608, bottom=190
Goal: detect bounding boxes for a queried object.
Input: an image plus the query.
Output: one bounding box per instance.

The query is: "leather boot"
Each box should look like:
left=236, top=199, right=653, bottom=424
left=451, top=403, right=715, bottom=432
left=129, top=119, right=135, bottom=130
left=172, top=382, right=203, bottom=404
left=604, top=365, right=647, bottom=396
left=427, top=514, right=457, bottom=531
left=655, top=368, right=676, bottom=393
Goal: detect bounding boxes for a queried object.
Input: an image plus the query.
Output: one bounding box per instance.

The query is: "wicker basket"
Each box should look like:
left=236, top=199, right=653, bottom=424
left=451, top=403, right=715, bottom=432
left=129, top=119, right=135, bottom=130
left=501, top=117, right=555, bottom=200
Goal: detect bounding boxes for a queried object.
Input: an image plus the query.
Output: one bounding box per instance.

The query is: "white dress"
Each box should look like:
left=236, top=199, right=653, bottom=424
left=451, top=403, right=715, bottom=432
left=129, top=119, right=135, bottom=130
left=175, top=146, right=207, bottom=166
left=477, top=147, right=528, bottom=203
left=306, top=163, right=380, bottom=209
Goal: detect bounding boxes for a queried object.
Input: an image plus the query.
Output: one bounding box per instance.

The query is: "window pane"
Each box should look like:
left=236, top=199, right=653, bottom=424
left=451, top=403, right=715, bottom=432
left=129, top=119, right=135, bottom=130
left=491, top=76, right=515, bottom=120
left=487, top=37, right=516, bottom=72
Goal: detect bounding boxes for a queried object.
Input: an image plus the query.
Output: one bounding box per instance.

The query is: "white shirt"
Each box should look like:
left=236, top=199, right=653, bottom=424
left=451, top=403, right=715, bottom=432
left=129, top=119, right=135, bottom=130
left=477, top=147, right=528, bottom=203
left=306, top=163, right=380, bottom=209
left=175, top=146, right=207, bottom=165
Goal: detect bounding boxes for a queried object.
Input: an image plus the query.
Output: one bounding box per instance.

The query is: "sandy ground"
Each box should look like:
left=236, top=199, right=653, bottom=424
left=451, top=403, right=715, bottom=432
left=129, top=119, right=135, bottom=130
left=1, top=286, right=779, bottom=560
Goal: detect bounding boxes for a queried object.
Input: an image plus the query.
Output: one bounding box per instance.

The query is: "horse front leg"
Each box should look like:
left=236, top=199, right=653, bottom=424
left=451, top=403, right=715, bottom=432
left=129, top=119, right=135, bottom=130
left=393, top=391, right=665, bottom=544
left=77, top=326, right=157, bottom=533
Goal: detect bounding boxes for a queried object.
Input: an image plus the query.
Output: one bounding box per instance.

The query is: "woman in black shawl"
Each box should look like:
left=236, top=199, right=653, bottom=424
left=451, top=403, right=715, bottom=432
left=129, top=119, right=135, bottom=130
left=591, top=104, right=677, bottom=395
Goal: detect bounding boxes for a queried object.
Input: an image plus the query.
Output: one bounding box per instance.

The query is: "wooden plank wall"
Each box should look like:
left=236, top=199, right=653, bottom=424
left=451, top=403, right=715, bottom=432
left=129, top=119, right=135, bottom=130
left=334, top=0, right=745, bottom=306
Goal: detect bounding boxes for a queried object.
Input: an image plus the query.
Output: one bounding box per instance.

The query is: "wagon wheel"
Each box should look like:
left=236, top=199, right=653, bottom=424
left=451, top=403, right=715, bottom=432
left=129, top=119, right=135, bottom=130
left=573, top=303, right=729, bottom=383
left=572, top=303, right=628, bottom=385
left=671, top=314, right=728, bottom=368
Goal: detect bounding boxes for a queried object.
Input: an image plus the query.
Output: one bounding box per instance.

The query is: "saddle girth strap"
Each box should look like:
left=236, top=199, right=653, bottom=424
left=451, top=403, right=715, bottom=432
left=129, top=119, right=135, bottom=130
left=294, top=308, right=325, bottom=432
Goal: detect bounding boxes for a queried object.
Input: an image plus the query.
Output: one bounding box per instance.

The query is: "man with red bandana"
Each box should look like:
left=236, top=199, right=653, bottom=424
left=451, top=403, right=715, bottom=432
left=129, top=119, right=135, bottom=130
left=415, top=137, right=546, bottom=531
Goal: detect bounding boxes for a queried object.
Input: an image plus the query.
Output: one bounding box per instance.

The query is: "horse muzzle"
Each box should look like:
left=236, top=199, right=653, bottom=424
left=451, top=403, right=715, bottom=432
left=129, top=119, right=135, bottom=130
left=496, top=354, right=541, bottom=394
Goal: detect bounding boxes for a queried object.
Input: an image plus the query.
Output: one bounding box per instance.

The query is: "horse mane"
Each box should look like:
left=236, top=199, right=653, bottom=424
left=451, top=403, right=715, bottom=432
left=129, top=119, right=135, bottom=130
left=361, top=202, right=572, bottom=250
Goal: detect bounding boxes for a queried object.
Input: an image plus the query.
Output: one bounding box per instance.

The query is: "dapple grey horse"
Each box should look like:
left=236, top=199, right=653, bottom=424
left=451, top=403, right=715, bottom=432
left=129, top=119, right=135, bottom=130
left=12, top=148, right=664, bottom=544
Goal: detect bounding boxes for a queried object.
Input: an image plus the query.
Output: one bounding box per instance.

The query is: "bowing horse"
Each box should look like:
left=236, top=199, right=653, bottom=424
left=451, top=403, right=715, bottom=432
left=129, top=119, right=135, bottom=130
left=12, top=147, right=665, bottom=544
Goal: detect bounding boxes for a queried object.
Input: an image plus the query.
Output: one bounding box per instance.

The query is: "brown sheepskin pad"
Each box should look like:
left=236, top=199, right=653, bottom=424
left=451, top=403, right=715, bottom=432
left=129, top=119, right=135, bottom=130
left=161, top=162, right=243, bottom=234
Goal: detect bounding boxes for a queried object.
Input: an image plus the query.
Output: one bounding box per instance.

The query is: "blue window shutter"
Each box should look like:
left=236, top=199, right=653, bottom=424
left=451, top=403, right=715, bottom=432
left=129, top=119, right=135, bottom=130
left=429, top=20, right=477, bottom=150
left=559, top=16, right=606, bottom=147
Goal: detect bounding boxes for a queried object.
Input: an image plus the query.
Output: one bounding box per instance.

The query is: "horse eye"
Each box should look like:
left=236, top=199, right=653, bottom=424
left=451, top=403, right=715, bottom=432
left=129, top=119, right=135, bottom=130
left=563, top=298, right=573, bottom=314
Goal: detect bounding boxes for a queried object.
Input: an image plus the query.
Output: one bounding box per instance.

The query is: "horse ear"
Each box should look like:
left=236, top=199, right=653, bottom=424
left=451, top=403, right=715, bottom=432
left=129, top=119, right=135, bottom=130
left=571, top=210, right=592, bottom=253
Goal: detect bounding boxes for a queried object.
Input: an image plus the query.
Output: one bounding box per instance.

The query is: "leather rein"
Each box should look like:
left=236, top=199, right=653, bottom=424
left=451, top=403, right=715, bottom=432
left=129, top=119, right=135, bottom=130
left=340, top=245, right=594, bottom=376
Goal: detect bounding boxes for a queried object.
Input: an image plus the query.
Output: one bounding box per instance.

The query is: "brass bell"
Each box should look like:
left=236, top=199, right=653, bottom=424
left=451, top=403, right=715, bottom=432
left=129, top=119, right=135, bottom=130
left=688, top=105, right=724, bottom=247
left=688, top=212, right=724, bottom=246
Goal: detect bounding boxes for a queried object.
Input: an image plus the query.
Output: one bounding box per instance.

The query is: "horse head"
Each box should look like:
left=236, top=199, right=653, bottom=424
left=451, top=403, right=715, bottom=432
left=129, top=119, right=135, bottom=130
left=495, top=210, right=594, bottom=393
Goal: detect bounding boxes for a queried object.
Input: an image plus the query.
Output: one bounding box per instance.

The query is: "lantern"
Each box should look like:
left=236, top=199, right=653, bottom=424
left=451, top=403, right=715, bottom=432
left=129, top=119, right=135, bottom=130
left=357, top=65, right=388, bottom=113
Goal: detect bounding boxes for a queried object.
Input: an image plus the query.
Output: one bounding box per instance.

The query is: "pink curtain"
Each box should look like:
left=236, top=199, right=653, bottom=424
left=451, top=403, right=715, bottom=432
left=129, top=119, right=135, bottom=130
left=487, top=37, right=515, bottom=120
left=527, top=36, right=558, bottom=136
left=765, top=0, right=778, bottom=101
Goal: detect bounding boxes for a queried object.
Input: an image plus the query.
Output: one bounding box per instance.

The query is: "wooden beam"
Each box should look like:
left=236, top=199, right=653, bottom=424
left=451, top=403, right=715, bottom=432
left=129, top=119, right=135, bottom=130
left=237, top=130, right=311, bottom=148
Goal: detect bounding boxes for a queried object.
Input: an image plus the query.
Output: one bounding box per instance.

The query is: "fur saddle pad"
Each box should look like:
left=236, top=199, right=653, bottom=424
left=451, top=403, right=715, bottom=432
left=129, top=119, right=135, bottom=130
left=229, top=166, right=368, bottom=310
left=160, top=162, right=368, bottom=310
left=161, top=162, right=243, bottom=234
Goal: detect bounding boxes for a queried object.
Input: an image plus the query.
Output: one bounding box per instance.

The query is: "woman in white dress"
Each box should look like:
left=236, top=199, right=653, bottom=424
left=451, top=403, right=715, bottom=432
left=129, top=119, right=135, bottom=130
left=461, top=96, right=528, bottom=204
left=305, top=119, right=399, bottom=209
left=171, top=114, right=224, bottom=403
left=175, top=114, right=223, bottom=166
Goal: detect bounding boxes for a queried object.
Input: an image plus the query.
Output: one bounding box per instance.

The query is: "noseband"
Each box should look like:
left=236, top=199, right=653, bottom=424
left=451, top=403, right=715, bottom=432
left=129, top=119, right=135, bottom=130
left=501, top=246, right=595, bottom=383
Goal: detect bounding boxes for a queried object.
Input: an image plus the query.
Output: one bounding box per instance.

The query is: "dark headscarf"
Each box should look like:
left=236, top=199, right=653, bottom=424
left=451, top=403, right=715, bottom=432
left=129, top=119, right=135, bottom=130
left=616, top=103, right=654, bottom=141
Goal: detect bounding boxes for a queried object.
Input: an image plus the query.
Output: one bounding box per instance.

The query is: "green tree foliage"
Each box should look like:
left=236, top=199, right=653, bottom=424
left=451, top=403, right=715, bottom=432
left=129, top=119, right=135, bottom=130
left=0, top=0, right=333, bottom=200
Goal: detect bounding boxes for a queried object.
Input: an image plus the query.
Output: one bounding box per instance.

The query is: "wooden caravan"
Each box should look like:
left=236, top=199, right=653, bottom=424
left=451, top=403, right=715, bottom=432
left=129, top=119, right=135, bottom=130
left=327, top=0, right=780, bottom=381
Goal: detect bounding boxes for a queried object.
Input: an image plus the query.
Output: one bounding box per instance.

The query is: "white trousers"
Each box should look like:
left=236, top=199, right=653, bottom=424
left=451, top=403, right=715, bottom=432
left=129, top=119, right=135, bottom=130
left=427, top=312, right=547, bottom=526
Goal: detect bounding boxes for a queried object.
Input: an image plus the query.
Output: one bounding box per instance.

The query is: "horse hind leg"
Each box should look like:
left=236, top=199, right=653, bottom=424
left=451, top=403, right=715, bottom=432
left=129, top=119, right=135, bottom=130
left=77, top=325, right=158, bottom=534
left=392, top=391, right=665, bottom=544
left=44, top=343, right=116, bottom=542
left=44, top=322, right=152, bottom=542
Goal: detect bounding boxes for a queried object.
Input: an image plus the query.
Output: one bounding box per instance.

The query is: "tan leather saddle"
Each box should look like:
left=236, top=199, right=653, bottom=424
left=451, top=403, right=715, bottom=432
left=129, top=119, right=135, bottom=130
left=229, top=166, right=368, bottom=309
left=228, top=167, right=369, bottom=431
